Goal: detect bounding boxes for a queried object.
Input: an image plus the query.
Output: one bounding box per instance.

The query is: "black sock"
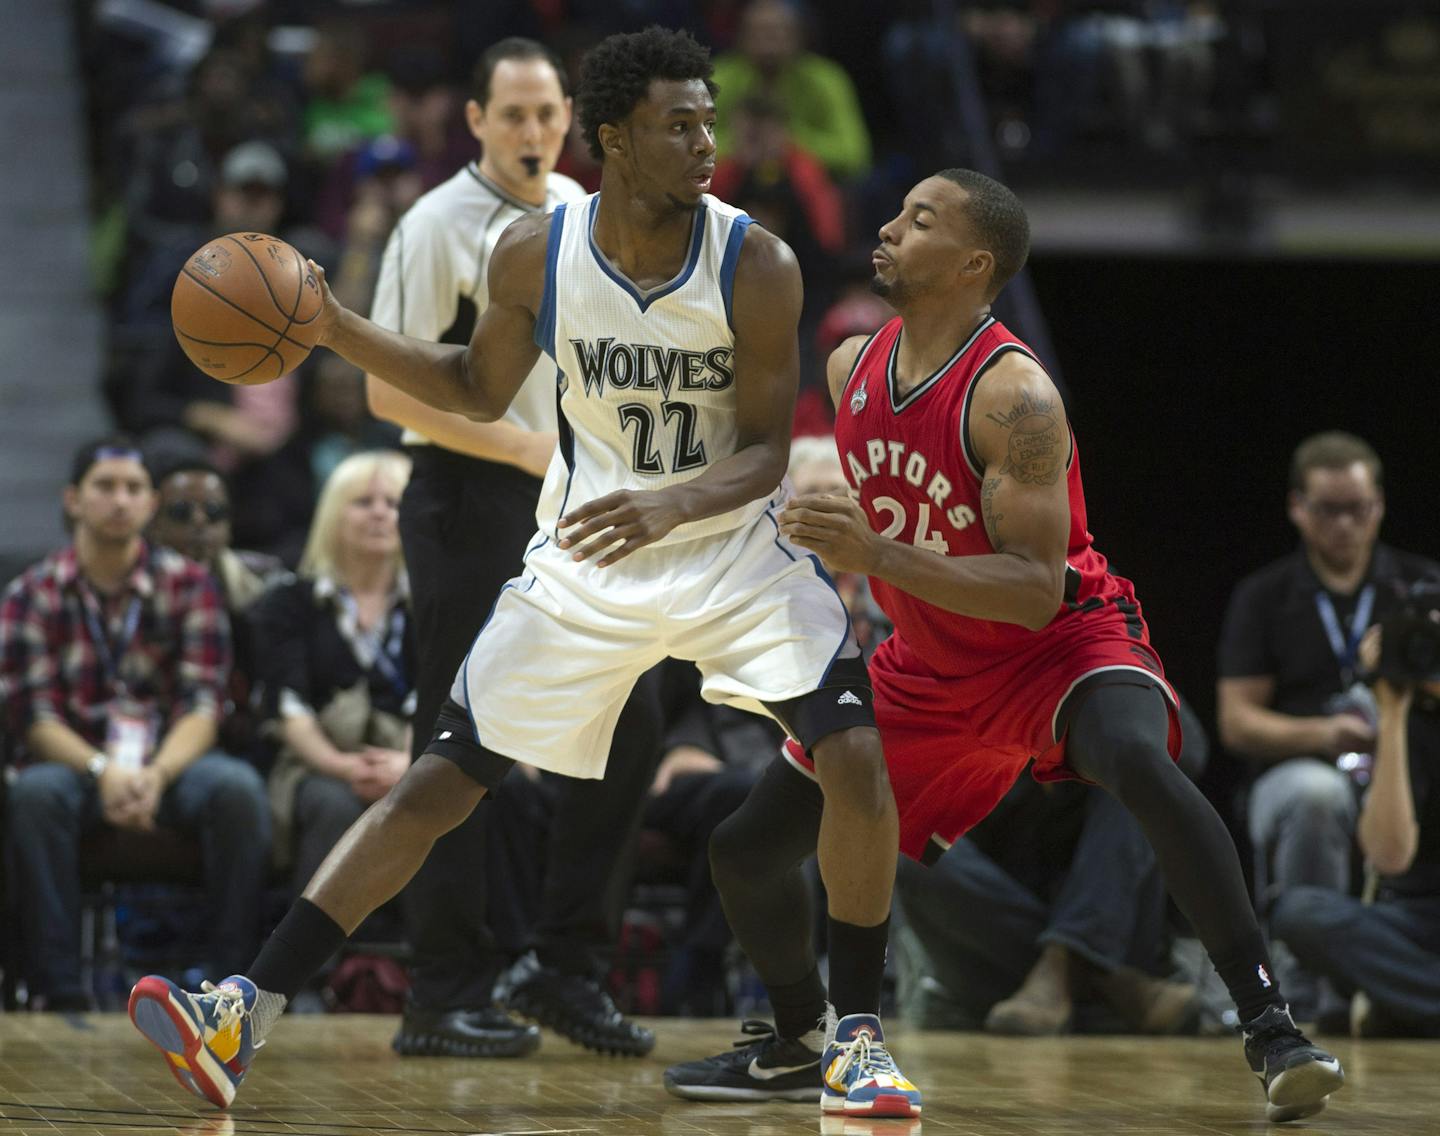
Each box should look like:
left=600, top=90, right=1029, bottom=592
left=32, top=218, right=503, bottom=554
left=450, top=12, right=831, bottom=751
left=768, top=964, right=828, bottom=1043
left=248, top=898, right=348, bottom=999
left=1213, top=931, right=1286, bottom=1024
left=827, top=915, right=889, bottom=1021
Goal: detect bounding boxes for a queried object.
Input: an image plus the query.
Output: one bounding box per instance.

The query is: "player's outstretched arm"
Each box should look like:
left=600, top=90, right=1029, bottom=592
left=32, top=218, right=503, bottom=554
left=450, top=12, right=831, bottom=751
left=781, top=351, right=1068, bottom=629
left=311, top=214, right=548, bottom=422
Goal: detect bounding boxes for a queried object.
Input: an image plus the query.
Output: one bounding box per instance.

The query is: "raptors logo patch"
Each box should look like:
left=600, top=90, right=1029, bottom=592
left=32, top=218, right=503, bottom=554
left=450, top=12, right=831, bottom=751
left=849, top=382, right=867, bottom=415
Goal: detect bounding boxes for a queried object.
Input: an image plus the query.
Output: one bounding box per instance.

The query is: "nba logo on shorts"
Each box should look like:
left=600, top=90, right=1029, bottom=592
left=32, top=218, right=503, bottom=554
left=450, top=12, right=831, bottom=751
left=850, top=382, right=867, bottom=415
left=1257, top=963, right=1272, bottom=988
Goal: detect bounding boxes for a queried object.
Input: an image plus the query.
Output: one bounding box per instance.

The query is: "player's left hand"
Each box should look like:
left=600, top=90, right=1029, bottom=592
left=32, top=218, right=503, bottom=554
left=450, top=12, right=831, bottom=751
left=559, top=489, right=685, bottom=567
left=779, top=493, right=880, bottom=576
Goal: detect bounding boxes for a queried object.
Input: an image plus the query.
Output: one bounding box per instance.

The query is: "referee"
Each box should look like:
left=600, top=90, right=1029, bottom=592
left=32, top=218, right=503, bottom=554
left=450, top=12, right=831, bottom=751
left=367, top=38, right=660, bottom=1058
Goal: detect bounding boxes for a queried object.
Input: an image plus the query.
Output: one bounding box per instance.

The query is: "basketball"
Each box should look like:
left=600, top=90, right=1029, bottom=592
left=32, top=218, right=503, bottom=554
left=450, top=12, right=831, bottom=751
left=171, top=232, right=324, bottom=385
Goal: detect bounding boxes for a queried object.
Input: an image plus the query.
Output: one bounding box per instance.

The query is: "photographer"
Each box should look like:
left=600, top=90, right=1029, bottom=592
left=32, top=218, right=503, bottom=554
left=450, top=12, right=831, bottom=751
left=1217, top=432, right=1438, bottom=1017
left=1270, top=605, right=1440, bottom=1037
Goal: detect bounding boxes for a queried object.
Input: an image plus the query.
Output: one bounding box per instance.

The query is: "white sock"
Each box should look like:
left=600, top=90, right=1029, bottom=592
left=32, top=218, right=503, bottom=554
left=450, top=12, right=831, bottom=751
left=250, top=988, right=288, bottom=1045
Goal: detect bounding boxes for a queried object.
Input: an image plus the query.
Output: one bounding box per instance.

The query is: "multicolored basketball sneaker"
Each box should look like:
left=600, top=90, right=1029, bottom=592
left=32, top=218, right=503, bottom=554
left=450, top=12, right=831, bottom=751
left=821, top=1013, right=921, bottom=1117
left=129, top=974, right=258, bottom=1109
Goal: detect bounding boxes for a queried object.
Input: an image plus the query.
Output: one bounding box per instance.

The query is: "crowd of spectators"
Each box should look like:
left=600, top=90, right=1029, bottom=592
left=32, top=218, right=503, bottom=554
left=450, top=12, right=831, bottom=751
left=5, top=1, right=1433, bottom=1044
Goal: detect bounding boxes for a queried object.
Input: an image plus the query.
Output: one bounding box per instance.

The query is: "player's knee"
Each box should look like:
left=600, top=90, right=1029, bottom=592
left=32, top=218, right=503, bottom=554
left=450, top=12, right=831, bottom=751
left=811, top=727, right=892, bottom=820
left=379, top=754, right=486, bottom=834
left=708, top=809, right=760, bottom=889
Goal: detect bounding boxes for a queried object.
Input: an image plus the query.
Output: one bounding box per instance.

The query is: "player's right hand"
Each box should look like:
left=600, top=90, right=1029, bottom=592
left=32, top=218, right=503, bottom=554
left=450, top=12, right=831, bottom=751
left=305, top=259, right=344, bottom=346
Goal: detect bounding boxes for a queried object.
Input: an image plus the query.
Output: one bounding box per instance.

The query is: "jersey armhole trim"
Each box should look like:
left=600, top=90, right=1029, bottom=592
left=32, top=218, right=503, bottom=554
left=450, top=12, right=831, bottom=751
left=959, top=342, right=1066, bottom=481
left=719, top=213, right=753, bottom=330
left=840, top=327, right=884, bottom=405
left=533, top=205, right=566, bottom=359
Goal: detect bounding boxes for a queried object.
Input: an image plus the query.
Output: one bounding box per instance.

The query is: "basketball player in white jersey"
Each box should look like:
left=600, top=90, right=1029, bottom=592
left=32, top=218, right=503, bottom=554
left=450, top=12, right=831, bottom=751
left=128, top=28, right=918, bottom=1118
left=367, top=37, right=658, bottom=1059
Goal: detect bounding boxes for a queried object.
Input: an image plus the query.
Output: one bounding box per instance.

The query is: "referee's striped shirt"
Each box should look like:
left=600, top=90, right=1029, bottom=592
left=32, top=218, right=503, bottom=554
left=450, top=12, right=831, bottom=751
left=370, top=162, right=586, bottom=444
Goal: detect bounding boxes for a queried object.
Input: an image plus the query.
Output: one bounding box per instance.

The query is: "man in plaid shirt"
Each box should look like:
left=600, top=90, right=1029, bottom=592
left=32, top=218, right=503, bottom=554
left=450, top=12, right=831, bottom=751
left=1, top=437, right=270, bottom=1011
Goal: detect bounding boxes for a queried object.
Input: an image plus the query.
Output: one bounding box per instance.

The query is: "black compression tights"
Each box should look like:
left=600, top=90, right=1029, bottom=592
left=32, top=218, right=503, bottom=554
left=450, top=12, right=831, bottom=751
left=709, top=755, right=826, bottom=988
left=1066, top=683, right=1266, bottom=966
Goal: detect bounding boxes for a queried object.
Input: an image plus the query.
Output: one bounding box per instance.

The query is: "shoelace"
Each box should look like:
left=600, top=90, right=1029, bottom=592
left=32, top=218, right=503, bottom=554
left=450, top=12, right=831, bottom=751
left=731, top=1019, right=779, bottom=1051
left=200, top=981, right=249, bottom=1036
left=829, top=1030, right=902, bottom=1085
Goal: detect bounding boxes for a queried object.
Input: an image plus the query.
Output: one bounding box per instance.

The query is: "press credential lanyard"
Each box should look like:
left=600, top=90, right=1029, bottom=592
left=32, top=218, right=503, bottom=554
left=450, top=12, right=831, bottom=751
left=1315, top=584, right=1375, bottom=686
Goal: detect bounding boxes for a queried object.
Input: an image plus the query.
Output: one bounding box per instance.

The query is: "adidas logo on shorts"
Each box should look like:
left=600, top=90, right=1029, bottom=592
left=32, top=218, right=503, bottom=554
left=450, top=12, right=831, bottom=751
left=836, top=691, right=863, bottom=706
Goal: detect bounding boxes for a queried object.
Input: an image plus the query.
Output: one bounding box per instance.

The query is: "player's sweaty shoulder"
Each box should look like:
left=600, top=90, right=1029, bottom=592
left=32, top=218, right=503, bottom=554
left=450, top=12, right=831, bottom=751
left=489, top=211, right=556, bottom=315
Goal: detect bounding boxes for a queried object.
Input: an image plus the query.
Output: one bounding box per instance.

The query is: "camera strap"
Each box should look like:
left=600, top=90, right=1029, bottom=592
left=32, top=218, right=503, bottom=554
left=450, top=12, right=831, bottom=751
left=1315, top=583, right=1375, bottom=685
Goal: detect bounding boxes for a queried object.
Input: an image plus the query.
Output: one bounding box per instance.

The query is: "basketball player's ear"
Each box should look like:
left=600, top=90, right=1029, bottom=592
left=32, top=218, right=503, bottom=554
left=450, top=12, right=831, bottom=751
left=597, top=121, right=625, bottom=161
left=960, top=249, right=994, bottom=291
left=61, top=484, right=79, bottom=524
left=464, top=99, right=486, bottom=144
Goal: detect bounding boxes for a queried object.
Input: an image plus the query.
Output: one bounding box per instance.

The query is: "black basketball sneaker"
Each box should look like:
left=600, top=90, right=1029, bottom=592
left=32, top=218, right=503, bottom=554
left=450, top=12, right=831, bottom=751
left=494, top=950, right=654, bottom=1057
left=664, top=1019, right=826, bottom=1102
left=1240, top=1004, right=1345, bottom=1122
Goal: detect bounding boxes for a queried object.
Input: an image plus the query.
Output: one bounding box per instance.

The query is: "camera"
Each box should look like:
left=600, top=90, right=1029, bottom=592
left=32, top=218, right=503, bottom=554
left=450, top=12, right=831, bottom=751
left=1376, top=582, right=1440, bottom=685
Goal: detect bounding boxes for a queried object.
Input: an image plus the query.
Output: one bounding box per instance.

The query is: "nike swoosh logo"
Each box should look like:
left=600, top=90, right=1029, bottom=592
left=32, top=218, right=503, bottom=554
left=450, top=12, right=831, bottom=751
left=748, top=1056, right=818, bottom=1081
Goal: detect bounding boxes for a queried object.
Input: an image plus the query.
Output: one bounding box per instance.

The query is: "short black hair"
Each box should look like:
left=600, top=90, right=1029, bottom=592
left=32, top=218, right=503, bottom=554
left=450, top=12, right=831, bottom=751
left=69, top=435, right=151, bottom=487
left=472, top=37, right=569, bottom=109
left=1290, top=431, right=1384, bottom=493
left=934, top=168, right=1030, bottom=300
left=577, top=26, right=715, bottom=163
left=154, top=456, right=229, bottom=495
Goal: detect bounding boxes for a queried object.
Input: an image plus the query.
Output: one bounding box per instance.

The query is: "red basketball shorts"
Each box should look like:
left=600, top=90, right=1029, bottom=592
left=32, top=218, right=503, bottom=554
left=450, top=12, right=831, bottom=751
left=783, top=616, right=1182, bottom=862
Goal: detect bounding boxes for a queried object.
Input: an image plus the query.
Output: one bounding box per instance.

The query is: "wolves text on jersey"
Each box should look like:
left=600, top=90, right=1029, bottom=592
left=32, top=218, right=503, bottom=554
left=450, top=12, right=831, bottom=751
left=570, top=338, right=735, bottom=399
left=844, top=437, right=978, bottom=534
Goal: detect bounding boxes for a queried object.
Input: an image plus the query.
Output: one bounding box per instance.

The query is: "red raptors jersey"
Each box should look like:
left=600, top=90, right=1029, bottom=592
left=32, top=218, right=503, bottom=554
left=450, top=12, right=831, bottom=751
left=835, top=315, right=1143, bottom=680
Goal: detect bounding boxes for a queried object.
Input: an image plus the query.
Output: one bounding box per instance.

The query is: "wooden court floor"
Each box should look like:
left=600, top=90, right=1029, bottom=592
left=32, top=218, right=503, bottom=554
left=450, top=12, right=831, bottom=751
left=0, top=1015, right=1434, bottom=1136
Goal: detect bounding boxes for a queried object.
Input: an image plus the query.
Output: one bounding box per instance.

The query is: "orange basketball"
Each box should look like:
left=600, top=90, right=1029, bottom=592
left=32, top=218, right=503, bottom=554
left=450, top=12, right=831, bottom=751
left=171, top=232, right=324, bottom=385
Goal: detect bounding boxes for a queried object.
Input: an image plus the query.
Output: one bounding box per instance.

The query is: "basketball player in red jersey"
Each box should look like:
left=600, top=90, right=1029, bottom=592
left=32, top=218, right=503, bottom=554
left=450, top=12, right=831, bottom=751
left=667, top=170, right=1345, bottom=1124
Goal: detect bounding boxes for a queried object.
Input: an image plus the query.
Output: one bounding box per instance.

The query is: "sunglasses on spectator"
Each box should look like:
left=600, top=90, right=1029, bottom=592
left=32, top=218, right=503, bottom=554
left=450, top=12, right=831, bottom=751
left=1303, top=498, right=1379, bottom=522
left=161, top=500, right=230, bottom=524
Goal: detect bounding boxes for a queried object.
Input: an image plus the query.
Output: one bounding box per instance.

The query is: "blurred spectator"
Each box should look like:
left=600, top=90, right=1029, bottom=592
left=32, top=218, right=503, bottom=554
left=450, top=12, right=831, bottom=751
left=251, top=450, right=415, bottom=896
left=785, top=436, right=890, bottom=654
left=1272, top=623, right=1440, bottom=1038
left=895, top=698, right=1209, bottom=1035
left=0, top=437, right=269, bottom=1011
left=1217, top=431, right=1440, bottom=1019
left=303, top=357, right=403, bottom=488
left=325, top=136, right=427, bottom=312
left=712, top=0, right=873, bottom=179
left=314, top=48, right=473, bottom=242
left=712, top=94, right=845, bottom=294
left=643, top=659, right=782, bottom=1015
left=791, top=257, right=892, bottom=437
left=148, top=459, right=287, bottom=763
left=302, top=22, right=395, bottom=162
left=117, top=43, right=301, bottom=270
left=118, top=139, right=338, bottom=330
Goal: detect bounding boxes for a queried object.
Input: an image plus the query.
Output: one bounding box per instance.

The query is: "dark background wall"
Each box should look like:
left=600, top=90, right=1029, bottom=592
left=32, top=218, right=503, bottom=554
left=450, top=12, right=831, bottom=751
left=1029, top=254, right=1440, bottom=810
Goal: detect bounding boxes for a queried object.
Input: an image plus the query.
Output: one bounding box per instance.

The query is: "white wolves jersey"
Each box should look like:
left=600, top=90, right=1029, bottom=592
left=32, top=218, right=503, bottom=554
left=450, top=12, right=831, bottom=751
left=370, top=163, right=585, bottom=444
left=535, top=193, right=761, bottom=546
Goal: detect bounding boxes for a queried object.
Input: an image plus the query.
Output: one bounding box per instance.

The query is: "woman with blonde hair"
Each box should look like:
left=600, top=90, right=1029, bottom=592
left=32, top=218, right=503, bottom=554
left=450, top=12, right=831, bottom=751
left=254, top=449, right=416, bottom=893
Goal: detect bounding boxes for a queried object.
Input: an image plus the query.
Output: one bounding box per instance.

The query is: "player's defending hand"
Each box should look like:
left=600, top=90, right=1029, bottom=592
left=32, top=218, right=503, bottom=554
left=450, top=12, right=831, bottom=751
left=305, top=259, right=345, bottom=346
left=780, top=493, right=880, bottom=576
left=559, top=489, right=686, bottom=567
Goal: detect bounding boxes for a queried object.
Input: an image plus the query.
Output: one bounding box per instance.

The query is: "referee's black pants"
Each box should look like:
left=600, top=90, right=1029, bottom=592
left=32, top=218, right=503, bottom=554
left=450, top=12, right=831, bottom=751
left=398, top=447, right=663, bottom=1009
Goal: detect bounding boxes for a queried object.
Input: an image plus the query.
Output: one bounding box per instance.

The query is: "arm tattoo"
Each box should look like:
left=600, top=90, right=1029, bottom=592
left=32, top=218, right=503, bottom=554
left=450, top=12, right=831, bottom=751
left=995, top=394, right=1064, bottom=486
left=981, top=476, right=1005, bottom=550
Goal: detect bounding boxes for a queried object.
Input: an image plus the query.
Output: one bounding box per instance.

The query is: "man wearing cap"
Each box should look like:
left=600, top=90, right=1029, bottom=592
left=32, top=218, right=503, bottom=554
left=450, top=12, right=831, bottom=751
left=0, top=437, right=271, bottom=1011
